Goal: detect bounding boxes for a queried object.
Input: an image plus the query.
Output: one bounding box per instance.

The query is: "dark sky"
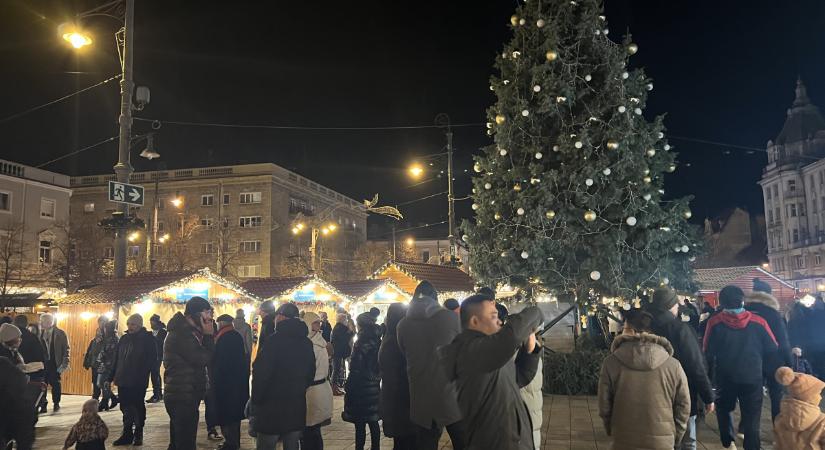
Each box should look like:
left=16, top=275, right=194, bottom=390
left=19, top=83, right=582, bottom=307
left=2, top=0, right=825, bottom=239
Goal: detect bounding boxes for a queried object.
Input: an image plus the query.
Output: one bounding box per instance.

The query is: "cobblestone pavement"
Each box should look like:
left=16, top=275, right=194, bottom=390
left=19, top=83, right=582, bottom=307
left=35, top=394, right=775, bottom=449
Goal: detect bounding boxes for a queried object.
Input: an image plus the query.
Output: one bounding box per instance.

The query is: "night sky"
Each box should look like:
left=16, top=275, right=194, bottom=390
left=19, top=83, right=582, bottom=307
left=2, top=0, right=825, bottom=239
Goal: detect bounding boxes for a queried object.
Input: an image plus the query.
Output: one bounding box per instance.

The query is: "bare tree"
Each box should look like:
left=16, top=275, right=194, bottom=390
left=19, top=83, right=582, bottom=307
left=0, top=221, right=28, bottom=310
left=353, top=241, right=393, bottom=279
left=160, top=213, right=202, bottom=271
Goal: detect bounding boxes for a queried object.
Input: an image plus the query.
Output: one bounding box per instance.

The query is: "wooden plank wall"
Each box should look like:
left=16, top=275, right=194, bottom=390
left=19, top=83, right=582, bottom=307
left=57, top=303, right=116, bottom=396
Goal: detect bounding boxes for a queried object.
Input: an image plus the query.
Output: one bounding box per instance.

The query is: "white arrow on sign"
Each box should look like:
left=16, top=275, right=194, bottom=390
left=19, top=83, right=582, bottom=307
left=128, top=188, right=141, bottom=202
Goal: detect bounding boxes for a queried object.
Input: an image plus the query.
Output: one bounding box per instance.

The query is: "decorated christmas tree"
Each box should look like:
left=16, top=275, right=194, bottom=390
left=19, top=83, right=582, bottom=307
left=463, top=0, right=698, bottom=306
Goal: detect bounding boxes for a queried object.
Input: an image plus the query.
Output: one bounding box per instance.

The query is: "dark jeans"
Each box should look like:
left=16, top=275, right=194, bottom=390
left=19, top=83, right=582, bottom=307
left=222, top=421, right=241, bottom=450
left=165, top=398, right=201, bottom=450
left=809, top=350, right=825, bottom=380
left=766, top=374, right=783, bottom=421
left=392, top=435, right=416, bottom=450
left=302, top=424, right=324, bottom=450
left=205, top=388, right=218, bottom=429
left=40, top=360, right=61, bottom=407
left=96, top=374, right=114, bottom=408
left=119, top=386, right=147, bottom=431
left=354, top=421, right=380, bottom=450
left=717, top=381, right=763, bottom=450
left=332, top=356, right=347, bottom=388
left=91, top=368, right=101, bottom=399
left=415, top=421, right=465, bottom=450
left=149, top=360, right=162, bottom=397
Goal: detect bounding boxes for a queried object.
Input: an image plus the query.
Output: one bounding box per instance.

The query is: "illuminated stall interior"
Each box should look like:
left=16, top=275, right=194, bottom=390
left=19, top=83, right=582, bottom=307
left=332, top=279, right=410, bottom=322
left=372, top=260, right=476, bottom=301
left=54, top=268, right=258, bottom=395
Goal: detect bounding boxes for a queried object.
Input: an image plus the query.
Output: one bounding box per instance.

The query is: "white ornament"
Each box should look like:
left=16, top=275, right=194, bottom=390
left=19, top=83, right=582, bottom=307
left=643, top=194, right=652, bottom=201
left=503, top=79, right=510, bottom=85
left=662, top=278, right=669, bottom=285
left=500, top=251, right=508, bottom=257
left=585, top=74, right=592, bottom=81
left=484, top=183, right=492, bottom=190
left=689, top=256, right=696, bottom=262
left=603, top=28, right=609, bottom=35
left=657, top=132, right=664, bottom=139
left=521, top=109, right=529, bottom=117
left=473, top=163, right=482, bottom=172
left=533, top=85, right=541, bottom=92
left=486, top=122, right=492, bottom=129
left=622, top=303, right=631, bottom=311
left=462, top=235, right=469, bottom=242
left=618, top=106, right=626, bottom=113
left=574, top=141, right=583, bottom=149
left=512, top=51, right=521, bottom=58
left=489, top=85, right=494, bottom=91
left=521, top=251, right=529, bottom=259
left=603, top=168, right=611, bottom=175
left=647, top=149, right=656, bottom=157
left=553, top=145, right=560, bottom=152
left=519, top=18, right=526, bottom=25
left=590, top=271, right=601, bottom=281
left=556, top=96, right=567, bottom=103
left=499, top=149, right=508, bottom=156
left=595, top=29, right=600, bottom=35
left=585, top=178, right=594, bottom=186
left=472, top=203, right=479, bottom=210
left=517, top=208, right=525, bottom=215
left=535, top=152, right=543, bottom=159
left=681, top=245, right=689, bottom=253
left=634, top=108, right=642, bottom=115
left=622, top=72, right=629, bottom=79
left=674, top=246, right=682, bottom=253
left=646, top=83, right=653, bottom=91
left=664, top=144, right=671, bottom=151
left=537, top=19, right=545, bottom=28
left=626, top=216, right=637, bottom=226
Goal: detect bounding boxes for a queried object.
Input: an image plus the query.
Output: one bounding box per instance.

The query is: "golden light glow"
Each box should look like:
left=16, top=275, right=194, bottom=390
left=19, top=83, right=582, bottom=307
left=80, top=311, right=94, bottom=321
left=54, top=312, right=67, bottom=322
left=63, top=31, right=93, bottom=49
left=170, top=198, right=183, bottom=208
left=296, top=223, right=305, bottom=230
left=321, top=227, right=330, bottom=235
left=128, top=231, right=140, bottom=242
left=328, top=223, right=337, bottom=231
left=135, top=300, right=153, bottom=315
left=103, top=311, right=114, bottom=320
left=409, top=164, right=424, bottom=178
left=158, top=233, right=170, bottom=243
left=292, top=227, right=300, bottom=235
left=405, top=237, right=414, bottom=246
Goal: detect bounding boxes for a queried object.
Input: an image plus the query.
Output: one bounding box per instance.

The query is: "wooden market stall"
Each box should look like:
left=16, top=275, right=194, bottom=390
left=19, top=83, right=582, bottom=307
left=54, top=268, right=259, bottom=395
left=694, top=265, right=797, bottom=310
left=332, top=278, right=410, bottom=322
left=372, top=260, right=476, bottom=301
left=241, top=275, right=349, bottom=322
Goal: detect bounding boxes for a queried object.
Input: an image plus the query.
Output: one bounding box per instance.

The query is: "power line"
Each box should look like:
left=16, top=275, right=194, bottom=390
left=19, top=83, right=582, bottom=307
left=372, top=220, right=449, bottom=239
left=0, top=74, right=121, bottom=125
left=395, top=191, right=447, bottom=207
left=36, top=136, right=118, bottom=168
left=134, top=117, right=485, bottom=131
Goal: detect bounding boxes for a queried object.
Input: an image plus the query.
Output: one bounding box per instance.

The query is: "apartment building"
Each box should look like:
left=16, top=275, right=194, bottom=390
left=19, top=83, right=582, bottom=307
left=0, top=159, right=71, bottom=296
left=69, top=163, right=367, bottom=280
left=760, top=80, right=825, bottom=292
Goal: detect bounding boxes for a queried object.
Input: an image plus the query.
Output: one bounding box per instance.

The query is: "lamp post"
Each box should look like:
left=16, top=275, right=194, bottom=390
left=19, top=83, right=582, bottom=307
left=292, top=222, right=337, bottom=273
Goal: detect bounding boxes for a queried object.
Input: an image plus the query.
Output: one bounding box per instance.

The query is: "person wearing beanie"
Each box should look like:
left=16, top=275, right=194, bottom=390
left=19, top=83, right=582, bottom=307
left=704, top=285, right=779, bottom=450
left=439, top=294, right=544, bottom=450
left=163, top=296, right=215, bottom=449
left=211, top=314, right=248, bottom=450
left=598, top=309, right=690, bottom=450
left=644, top=287, right=715, bottom=450
left=301, top=312, right=333, bottom=450
left=744, top=278, right=792, bottom=421
left=342, top=312, right=382, bottom=450
left=110, top=314, right=156, bottom=446
left=146, top=314, right=167, bottom=403
left=397, top=280, right=464, bottom=449
left=773, top=366, right=825, bottom=450
left=258, top=300, right=278, bottom=350
left=0, top=323, right=24, bottom=366
left=443, top=298, right=460, bottom=315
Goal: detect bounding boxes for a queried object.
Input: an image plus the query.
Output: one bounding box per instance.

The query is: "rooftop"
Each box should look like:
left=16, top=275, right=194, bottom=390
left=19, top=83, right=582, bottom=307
left=694, top=265, right=794, bottom=291
left=240, top=276, right=312, bottom=299
left=374, top=260, right=476, bottom=294
left=775, top=79, right=825, bottom=145
left=0, top=159, right=70, bottom=188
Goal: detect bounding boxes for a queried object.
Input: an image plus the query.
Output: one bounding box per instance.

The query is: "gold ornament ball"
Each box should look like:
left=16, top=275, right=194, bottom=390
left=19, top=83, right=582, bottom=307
left=683, top=210, right=692, bottom=219
left=646, top=149, right=656, bottom=157
left=510, top=15, right=519, bottom=26
left=495, top=114, right=506, bottom=125
left=627, top=43, right=639, bottom=55
left=546, top=50, right=558, bottom=61
left=584, top=210, right=597, bottom=222
left=545, top=210, right=556, bottom=219
left=513, top=183, right=522, bottom=192
left=643, top=176, right=652, bottom=184
left=606, top=140, right=619, bottom=150
left=494, top=212, right=502, bottom=220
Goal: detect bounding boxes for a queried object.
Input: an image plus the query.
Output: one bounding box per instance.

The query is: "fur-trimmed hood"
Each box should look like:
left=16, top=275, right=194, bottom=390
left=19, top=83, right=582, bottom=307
left=610, top=332, right=674, bottom=371
left=745, top=291, right=780, bottom=312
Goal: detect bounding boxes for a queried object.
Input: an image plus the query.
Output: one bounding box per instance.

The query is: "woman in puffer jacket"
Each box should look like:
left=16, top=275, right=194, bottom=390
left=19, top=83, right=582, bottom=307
left=342, top=312, right=382, bottom=450
left=301, top=312, right=333, bottom=450
left=95, top=321, right=119, bottom=411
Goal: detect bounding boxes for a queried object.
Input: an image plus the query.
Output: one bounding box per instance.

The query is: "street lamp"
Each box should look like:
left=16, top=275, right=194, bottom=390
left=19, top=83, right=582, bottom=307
left=59, top=24, right=93, bottom=49
left=409, top=164, right=424, bottom=178
left=128, top=231, right=140, bottom=242
left=292, top=221, right=337, bottom=272
left=170, top=197, right=183, bottom=208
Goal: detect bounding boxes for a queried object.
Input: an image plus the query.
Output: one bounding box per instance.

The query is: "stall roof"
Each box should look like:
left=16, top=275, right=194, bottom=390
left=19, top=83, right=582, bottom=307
left=331, top=279, right=408, bottom=300
left=372, top=260, right=476, bottom=295
left=694, top=266, right=795, bottom=292
left=241, top=275, right=349, bottom=301
left=56, top=268, right=256, bottom=305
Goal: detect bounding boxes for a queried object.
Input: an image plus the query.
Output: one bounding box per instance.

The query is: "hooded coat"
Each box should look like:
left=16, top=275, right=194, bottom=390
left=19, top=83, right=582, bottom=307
left=598, top=333, right=691, bottom=450
left=397, top=295, right=462, bottom=428
left=251, top=318, right=315, bottom=436
left=111, top=327, right=156, bottom=389
left=703, top=310, right=779, bottom=385
left=343, top=322, right=382, bottom=423
left=306, top=328, right=333, bottom=427
left=331, top=322, right=354, bottom=358
left=162, top=312, right=214, bottom=404
left=745, top=291, right=792, bottom=369
left=774, top=397, right=825, bottom=450
left=647, top=308, right=714, bottom=416
left=213, top=326, right=249, bottom=425
left=439, top=306, right=543, bottom=450
left=379, top=303, right=416, bottom=438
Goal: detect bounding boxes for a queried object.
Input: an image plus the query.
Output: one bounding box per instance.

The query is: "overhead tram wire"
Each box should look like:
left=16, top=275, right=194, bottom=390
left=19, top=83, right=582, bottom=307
left=36, top=136, right=118, bottom=168
left=0, top=74, right=121, bottom=125
left=134, top=117, right=485, bottom=131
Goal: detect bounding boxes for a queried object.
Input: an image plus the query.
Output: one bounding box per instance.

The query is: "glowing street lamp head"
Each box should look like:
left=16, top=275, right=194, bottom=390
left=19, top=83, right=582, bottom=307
left=158, top=233, right=170, bottom=243
left=405, top=237, right=414, bottom=246
left=128, top=231, right=140, bottom=242
left=321, top=227, right=330, bottom=235
left=328, top=223, right=337, bottom=231
left=292, top=227, right=300, bottom=235
left=170, top=197, right=183, bottom=208
left=296, top=223, right=305, bottom=230
left=59, top=24, right=92, bottom=49
left=409, top=164, right=424, bottom=178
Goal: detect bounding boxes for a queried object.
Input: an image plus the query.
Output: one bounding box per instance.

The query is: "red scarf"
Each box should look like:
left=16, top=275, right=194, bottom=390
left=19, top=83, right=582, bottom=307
left=216, top=324, right=234, bottom=341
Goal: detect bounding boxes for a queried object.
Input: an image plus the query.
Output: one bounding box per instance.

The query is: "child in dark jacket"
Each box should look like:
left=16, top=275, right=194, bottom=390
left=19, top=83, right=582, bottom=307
left=64, top=399, right=109, bottom=450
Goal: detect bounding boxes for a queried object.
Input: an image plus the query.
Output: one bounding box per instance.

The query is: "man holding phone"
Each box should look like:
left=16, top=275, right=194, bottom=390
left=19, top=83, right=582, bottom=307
left=163, top=296, right=215, bottom=450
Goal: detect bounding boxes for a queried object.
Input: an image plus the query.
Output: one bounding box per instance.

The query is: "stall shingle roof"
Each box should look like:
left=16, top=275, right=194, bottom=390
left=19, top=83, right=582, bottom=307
left=375, top=261, right=476, bottom=294
left=241, top=276, right=312, bottom=299
left=57, top=271, right=199, bottom=304
left=332, top=279, right=398, bottom=299
left=694, top=266, right=794, bottom=291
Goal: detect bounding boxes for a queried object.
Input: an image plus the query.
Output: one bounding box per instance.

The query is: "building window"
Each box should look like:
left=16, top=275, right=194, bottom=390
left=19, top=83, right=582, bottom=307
left=39, top=240, right=51, bottom=264
left=240, top=192, right=262, bottom=204
left=765, top=188, right=771, bottom=200
left=240, top=240, right=261, bottom=253
left=816, top=254, right=822, bottom=266
left=158, top=199, right=165, bottom=210
left=201, top=195, right=214, bottom=207
left=103, top=247, right=114, bottom=258
left=789, top=180, right=797, bottom=192
left=239, top=216, right=262, bottom=228
left=200, top=217, right=214, bottom=228
left=40, top=198, right=56, bottom=219
left=201, top=242, right=215, bottom=254
left=238, top=265, right=261, bottom=278
left=83, top=202, right=95, bottom=213
left=768, top=210, right=773, bottom=224
left=797, top=255, right=805, bottom=269
left=422, top=250, right=430, bottom=263
left=0, top=192, right=9, bottom=212
left=793, top=229, right=799, bottom=243
left=223, top=193, right=230, bottom=205
left=790, top=204, right=798, bottom=217
left=128, top=246, right=140, bottom=257
left=800, top=203, right=807, bottom=216
left=157, top=221, right=165, bottom=232
left=775, top=207, right=780, bottom=223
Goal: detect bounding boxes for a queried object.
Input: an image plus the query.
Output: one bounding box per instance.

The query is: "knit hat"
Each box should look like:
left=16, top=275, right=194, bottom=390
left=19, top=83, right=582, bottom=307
left=413, top=280, right=438, bottom=302
left=303, top=312, right=320, bottom=330
left=0, top=323, right=21, bottom=343
left=275, top=302, right=300, bottom=319
left=260, top=300, right=277, bottom=315
left=356, top=312, right=376, bottom=330
left=753, top=278, right=772, bottom=294
left=719, top=285, right=745, bottom=309
left=184, top=296, right=212, bottom=315
left=650, top=286, right=679, bottom=311
left=443, top=298, right=460, bottom=311
left=776, top=366, right=825, bottom=405
left=216, top=314, right=234, bottom=324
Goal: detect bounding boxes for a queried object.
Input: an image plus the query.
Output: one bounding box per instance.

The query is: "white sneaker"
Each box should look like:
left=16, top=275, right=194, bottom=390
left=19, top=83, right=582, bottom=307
left=724, top=443, right=738, bottom=450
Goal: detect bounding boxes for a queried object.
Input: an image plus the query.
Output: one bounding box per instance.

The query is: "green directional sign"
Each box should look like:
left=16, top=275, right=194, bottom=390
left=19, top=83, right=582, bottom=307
left=108, top=181, right=144, bottom=206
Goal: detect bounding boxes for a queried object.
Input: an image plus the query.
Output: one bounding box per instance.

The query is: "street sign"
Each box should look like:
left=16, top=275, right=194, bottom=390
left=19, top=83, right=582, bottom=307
left=108, top=181, right=144, bottom=206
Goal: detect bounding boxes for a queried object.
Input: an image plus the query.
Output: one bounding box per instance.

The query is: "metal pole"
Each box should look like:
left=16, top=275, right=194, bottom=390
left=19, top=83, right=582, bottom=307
left=391, top=225, right=396, bottom=260
left=147, top=174, right=158, bottom=271
left=113, top=0, right=135, bottom=278
left=310, top=228, right=318, bottom=272
left=446, top=127, right=456, bottom=265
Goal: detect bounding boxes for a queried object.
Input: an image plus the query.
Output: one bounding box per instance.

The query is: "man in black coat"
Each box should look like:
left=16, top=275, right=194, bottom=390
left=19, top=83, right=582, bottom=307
left=331, top=313, right=354, bottom=395
left=379, top=303, right=416, bottom=448
left=13, top=315, right=44, bottom=383
left=745, top=278, right=792, bottom=420
left=0, top=357, right=34, bottom=450
left=212, top=314, right=249, bottom=450
left=439, top=295, right=543, bottom=450
left=257, top=300, right=278, bottom=350
left=147, top=314, right=167, bottom=403
left=111, top=314, right=157, bottom=446
left=319, top=311, right=333, bottom=342
left=645, top=287, right=715, bottom=450
left=251, top=303, right=315, bottom=450
left=804, top=296, right=825, bottom=380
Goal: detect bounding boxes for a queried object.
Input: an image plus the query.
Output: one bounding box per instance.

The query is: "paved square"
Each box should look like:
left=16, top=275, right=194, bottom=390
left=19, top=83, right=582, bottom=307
left=35, top=394, right=776, bottom=449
